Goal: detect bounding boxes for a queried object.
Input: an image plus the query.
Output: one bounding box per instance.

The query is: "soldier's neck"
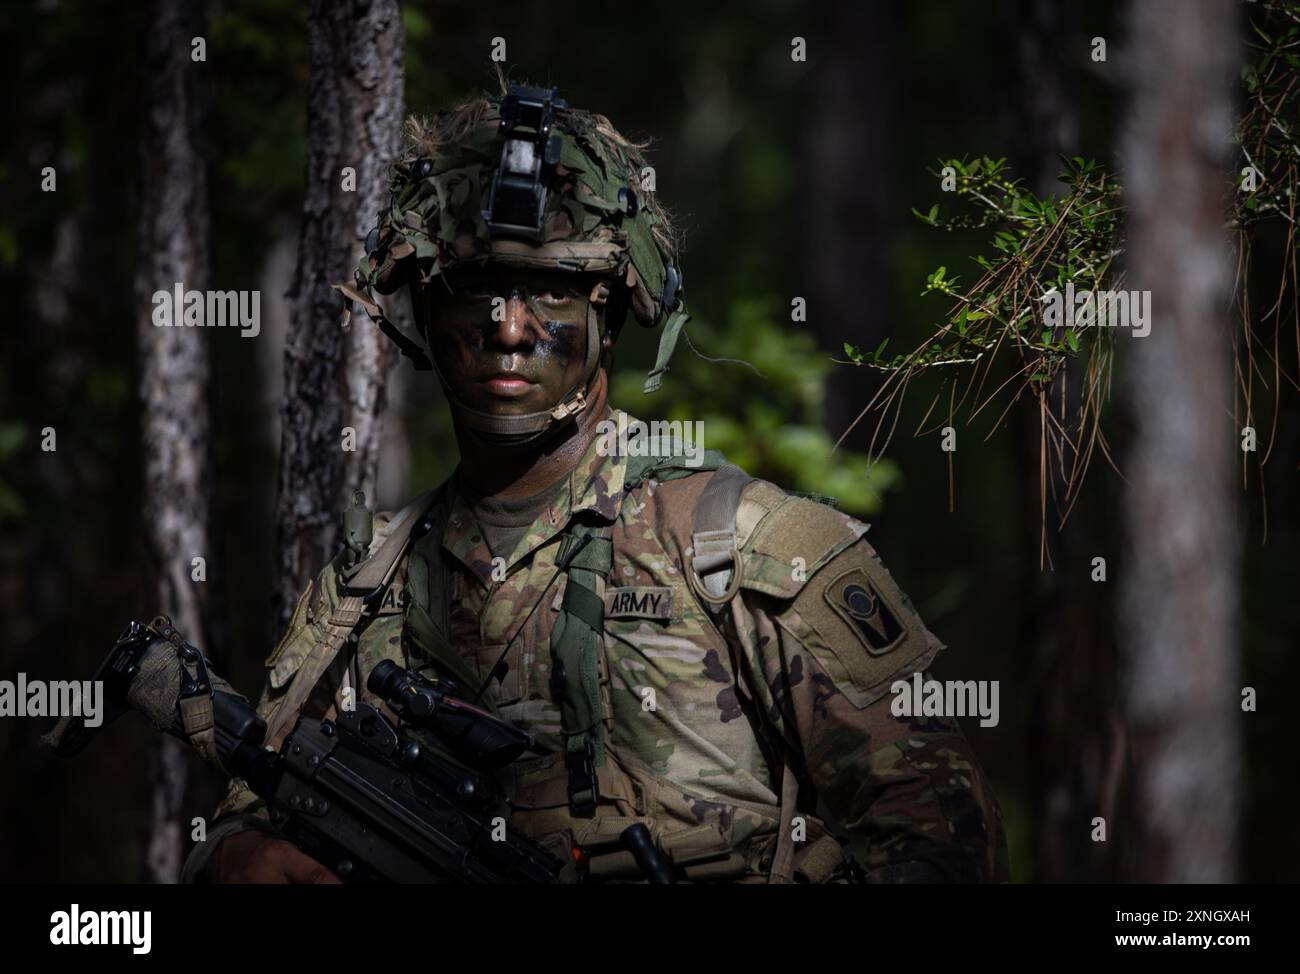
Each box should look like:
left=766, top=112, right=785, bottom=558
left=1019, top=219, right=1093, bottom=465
left=453, top=369, right=609, bottom=501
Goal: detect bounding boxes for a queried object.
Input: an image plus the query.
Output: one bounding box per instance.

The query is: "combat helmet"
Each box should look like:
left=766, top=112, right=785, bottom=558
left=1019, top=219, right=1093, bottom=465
left=338, top=83, right=689, bottom=445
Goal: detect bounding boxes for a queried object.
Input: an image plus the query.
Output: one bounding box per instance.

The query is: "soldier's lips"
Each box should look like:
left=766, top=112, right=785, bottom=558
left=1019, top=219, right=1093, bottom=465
left=482, top=372, right=535, bottom=398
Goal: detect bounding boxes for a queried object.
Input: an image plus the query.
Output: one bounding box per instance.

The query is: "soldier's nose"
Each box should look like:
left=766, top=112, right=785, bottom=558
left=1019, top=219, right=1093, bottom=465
left=492, top=288, right=537, bottom=350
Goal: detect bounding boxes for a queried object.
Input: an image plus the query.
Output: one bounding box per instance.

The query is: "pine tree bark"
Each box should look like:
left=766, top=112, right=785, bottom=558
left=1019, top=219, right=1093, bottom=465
left=135, top=0, right=211, bottom=883
left=1118, top=0, right=1240, bottom=882
left=274, top=0, right=405, bottom=635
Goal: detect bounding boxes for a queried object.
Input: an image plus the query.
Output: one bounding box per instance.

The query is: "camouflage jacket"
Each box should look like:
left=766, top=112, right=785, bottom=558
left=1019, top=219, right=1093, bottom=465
left=207, top=406, right=1008, bottom=883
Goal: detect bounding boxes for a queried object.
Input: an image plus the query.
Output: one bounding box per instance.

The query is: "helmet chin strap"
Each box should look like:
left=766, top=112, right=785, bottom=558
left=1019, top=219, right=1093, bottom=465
left=431, top=284, right=607, bottom=448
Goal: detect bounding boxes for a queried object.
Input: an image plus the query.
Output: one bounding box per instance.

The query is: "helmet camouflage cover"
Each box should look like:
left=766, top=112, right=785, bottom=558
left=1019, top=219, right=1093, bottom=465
left=340, top=84, right=689, bottom=408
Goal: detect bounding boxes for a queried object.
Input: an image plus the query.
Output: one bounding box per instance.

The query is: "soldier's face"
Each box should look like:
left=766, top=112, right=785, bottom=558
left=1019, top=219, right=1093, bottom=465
left=420, top=267, right=601, bottom=415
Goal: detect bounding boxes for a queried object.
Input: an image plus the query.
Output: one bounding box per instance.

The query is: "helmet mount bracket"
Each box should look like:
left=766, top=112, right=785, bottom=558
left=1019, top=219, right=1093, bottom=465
left=482, top=84, right=568, bottom=242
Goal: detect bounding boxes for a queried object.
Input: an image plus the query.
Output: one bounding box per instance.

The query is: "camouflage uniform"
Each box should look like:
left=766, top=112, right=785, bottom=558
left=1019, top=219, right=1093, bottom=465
left=204, top=404, right=1008, bottom=882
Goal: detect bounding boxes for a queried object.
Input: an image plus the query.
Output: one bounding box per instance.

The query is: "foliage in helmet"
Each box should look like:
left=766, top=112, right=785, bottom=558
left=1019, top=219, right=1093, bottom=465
left=358, top=89, right=681, bottom=330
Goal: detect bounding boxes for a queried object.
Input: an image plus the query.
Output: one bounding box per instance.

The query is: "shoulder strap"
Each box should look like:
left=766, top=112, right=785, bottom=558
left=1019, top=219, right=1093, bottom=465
left=550, top=520, right=614, bottom=814
left=618, top=443, right=751, bottom=611
left=263, top=488, right=439, bottom=749
left=624, top=446, right=727, bottom=493
left=404, top=484, right=459, bottom=671
left=681, top=467, right=821, bottom=883
left=686, top=463, right=753, bottom=611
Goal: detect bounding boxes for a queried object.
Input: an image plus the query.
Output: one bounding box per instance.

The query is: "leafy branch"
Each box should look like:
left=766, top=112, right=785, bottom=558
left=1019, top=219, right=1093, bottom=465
left=840, top=155, right=1124, bottom=559
left=838, top=0, right=1300, bottom=556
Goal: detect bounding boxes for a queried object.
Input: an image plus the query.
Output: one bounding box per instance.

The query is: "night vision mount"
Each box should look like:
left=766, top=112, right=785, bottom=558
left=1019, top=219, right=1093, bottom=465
left=482, top=84, right=568, bottom=241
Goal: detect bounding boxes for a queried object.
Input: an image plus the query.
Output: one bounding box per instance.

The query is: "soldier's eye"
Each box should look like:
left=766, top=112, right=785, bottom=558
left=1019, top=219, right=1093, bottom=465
left=535, top=290, right=573, bottom=307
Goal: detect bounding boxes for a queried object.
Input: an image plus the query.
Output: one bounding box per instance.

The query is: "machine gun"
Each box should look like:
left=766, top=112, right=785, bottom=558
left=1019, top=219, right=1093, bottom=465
left=44, top=616, right=566, bottom=884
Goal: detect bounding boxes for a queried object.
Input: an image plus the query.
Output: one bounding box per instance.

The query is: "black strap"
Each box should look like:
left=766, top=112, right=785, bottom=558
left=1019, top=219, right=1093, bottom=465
left=376, top=314, right=433, bottom=370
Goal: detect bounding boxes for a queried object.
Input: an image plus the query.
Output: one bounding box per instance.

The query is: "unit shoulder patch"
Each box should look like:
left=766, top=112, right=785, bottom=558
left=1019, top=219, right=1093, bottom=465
left=783, top=541, right=944, bottom=708
left=823, top=566, right=908, bottom=656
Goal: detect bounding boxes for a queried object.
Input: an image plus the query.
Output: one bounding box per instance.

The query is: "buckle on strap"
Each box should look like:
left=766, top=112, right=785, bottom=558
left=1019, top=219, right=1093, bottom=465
left=339, top=580, right=386, bottom=605
left=566, top=739, right=599, bottom=813
left=550, top=389, right=588, bottom=422
left=689, top=529, right=743, bottom=606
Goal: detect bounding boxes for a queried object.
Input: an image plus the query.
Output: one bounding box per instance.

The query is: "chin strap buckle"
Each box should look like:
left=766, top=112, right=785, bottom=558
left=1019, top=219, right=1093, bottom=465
left=550, top=389, right=588, bottom=422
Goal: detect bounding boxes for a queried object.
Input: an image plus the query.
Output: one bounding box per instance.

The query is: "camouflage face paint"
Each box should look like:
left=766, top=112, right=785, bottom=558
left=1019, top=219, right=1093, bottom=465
left=420, top=268, right=602, bottom=417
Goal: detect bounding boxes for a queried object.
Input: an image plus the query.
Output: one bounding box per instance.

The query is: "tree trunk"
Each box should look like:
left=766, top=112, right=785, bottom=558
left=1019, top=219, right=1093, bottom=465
left=799, top=2, right=896, bottom=447
left=274, top=0, right=405, bottom=635
left=135, top=0, right=211, bottom=884
left=1118, top=0, right=1240, bottom=882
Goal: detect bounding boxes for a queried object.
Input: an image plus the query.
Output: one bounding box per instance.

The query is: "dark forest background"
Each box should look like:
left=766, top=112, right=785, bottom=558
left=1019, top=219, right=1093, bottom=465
left=0, top=0, right=1295, bottom=883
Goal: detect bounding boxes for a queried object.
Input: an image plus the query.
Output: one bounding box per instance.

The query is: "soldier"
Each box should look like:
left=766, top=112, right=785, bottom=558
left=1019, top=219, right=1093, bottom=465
left=189, top=84, right=1009, bottom=884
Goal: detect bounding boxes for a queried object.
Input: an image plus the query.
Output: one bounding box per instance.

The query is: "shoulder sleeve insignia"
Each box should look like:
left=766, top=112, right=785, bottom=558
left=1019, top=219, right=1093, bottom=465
left=824, top=567, right=908, bottom=656
left=782, top=541, right=944, bottom=708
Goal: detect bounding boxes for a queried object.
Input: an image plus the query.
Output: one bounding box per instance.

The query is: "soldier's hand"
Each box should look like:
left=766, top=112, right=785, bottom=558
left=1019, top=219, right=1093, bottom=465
left=208, top=829, right=342, bottom=884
